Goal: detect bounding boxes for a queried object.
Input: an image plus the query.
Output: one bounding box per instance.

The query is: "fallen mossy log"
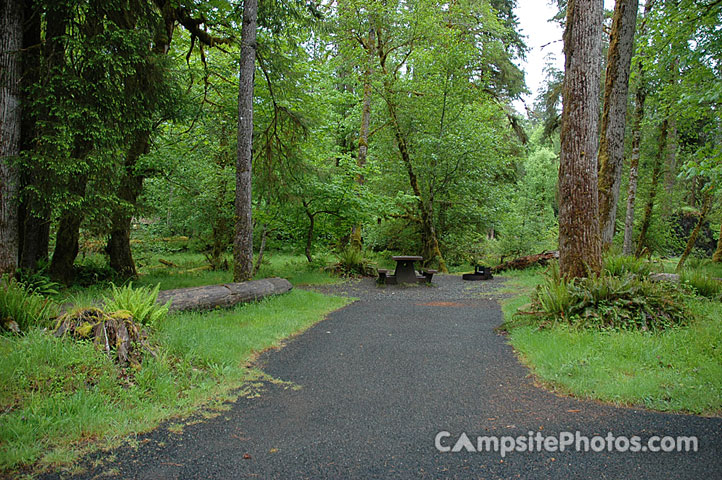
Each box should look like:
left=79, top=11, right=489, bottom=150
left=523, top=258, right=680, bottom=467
left=492, top=251, right=559, bottom=273
left=156, top=277, right=293, bottom=312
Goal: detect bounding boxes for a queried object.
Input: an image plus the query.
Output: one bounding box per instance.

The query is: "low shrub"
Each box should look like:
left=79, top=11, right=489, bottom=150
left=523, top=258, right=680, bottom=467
left=603, top=254, right=652, bottom=278
left=512, top=265, right=692, bottom=332
left=0, top=276, right=56, bottom=333
left=680, top=269, right=722, bottom=299
left=103, top=283, right=170, bottom=327
left=16, top=261, right=60, bottom=296
left=74, top=255, right=116, bottom=286
left=331, top=247, right=376, bottom=276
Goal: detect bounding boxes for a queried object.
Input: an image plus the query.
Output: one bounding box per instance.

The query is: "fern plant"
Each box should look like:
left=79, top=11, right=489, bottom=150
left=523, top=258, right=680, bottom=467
left=1, top=275, right=57, bottom=332
left=103, top=282, right=170, bottom=327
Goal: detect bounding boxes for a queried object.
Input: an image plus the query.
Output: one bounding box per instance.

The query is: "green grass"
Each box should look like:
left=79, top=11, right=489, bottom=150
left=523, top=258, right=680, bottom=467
left=500, top=267, right=722, bottom=415
left=53, top=252, right=343, bottom=304
left=0, top=289, right=351, bottom=473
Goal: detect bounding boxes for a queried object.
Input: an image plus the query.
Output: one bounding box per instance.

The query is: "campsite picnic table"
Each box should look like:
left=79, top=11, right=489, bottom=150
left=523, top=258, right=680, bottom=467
left=392, top=256, right=423, bottom=284
left=377, top=256, right=436, bottom=285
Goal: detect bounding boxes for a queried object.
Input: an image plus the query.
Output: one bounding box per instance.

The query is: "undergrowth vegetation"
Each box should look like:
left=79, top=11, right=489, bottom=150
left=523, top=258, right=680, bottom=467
left=103, top=283, right=170, bottom=326
left=500, top=257, right=722, bottom=415
left=510, top=263, right=692, bottom=332
left=0, top=276, right=57, bottom=333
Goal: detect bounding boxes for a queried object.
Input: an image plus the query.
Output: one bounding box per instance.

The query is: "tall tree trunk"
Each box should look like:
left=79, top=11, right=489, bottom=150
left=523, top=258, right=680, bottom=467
left=622, top=86, right=646, bottom=255
left=635, top=120, right=667, bottom=257
left=233, top=0, right=257, bottom=282
left=106, top=13, right=173, bottom=278
left=107, top=133, right=148, bottom=278
left=0, top=0, right=23, bottom=274
left=597, top=0, right=638, bottom=249
left=49, top=174, right=87, bottom=284
left=350, top=27, right=376, bottom=251
left=676, top=193, right=712, bottom=271
left=18, top=0, right=49, bottom=272
left=385, top=93, right=447, bottom=273
left=621, top=0, right=654, bottom=256
left=558, top=0, right=604, bottom=278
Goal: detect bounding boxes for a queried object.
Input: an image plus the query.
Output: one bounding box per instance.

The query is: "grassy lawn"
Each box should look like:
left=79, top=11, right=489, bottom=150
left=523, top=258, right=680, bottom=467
left=56, top=252, right=344, bottom=306
left=0, top=289, right=352, bottom=474
left=499, top=267, right=722, bottom=416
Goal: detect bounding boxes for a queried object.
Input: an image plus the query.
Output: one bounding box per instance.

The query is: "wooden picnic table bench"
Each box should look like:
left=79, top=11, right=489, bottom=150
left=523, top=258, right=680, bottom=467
left=377, top=256, right=436, bottom=284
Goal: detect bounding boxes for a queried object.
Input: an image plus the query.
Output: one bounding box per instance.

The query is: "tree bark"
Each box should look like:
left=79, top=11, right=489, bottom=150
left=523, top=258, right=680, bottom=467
left=635, top=120, right=667, bottom=257
left=676, top=193, right=712, bottom=271
left=0, top=0, right=23, bottom=274
left=49, top=174, right=87, bottom=284
left=492, top=251, right=560, bottom=273
left=304, top=205, right=315, bottom=263
left=558, top=0, right=604, bottom=278
left=234, top=0, right=257, bottom=282
left=107, top=133, right=148, bottom=278
left=621, top=0, right=654, bottom=256
left=597, top=0, right=638, bottom=249
left=622, top=86, right=646, bottom=255
left=156, top=278, right=292, bottom=313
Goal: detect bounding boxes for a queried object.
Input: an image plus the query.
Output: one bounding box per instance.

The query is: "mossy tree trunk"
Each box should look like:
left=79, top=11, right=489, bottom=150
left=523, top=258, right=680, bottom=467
left=635, top=120, right=667, bottom=257
left=597, top=0, right=638, bottom=249
left=107, top=133, right=148, bottom=278
left=676, top=193, right=713, bottom=271
left=558, top=0, right=604, bottom=278
left=622, top=0, right=654, bottom=256
left=712, top=223, right=722, bottom=262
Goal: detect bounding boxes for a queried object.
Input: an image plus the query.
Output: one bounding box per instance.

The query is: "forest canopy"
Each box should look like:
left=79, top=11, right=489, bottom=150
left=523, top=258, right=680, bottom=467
left=0, top=0, right=720, bottom=283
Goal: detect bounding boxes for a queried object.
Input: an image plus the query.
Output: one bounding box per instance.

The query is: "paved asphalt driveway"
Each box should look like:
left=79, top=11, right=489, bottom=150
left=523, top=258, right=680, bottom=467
left=43, top=276, right=721, bottom=479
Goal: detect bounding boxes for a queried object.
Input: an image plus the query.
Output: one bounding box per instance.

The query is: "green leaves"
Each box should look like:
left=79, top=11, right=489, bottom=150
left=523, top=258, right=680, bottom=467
left=103, top=282, right=170, bottom=327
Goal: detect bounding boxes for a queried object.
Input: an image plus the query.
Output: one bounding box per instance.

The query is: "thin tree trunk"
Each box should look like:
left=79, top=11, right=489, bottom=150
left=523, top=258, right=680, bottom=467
left=712, top=223, right=722, bottom=262
left=385, top=93, right=447, bottom=273
left=662, top=113, right=678, bottom=212
left=635, top=120, right=668, bottom=257
left=622, top=87, right=646, bottom=255
left=350, top=27, right=376, bottom=251
left=304, top=207, right=315, bottom=263
left=252, top=223, right=268, bottom=276
left=234, top=0, right=257, bottom=282
left=622, top=0, right=654, bottom=256
left=676, top=193, right=712, bottom=271
left=558, top=0, right=604, bottom=278
left=0, top=0, right=23, bottom=274
left=107, top=133, right=148, bottom=278
left=598, top=0, right=639, bottom=249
